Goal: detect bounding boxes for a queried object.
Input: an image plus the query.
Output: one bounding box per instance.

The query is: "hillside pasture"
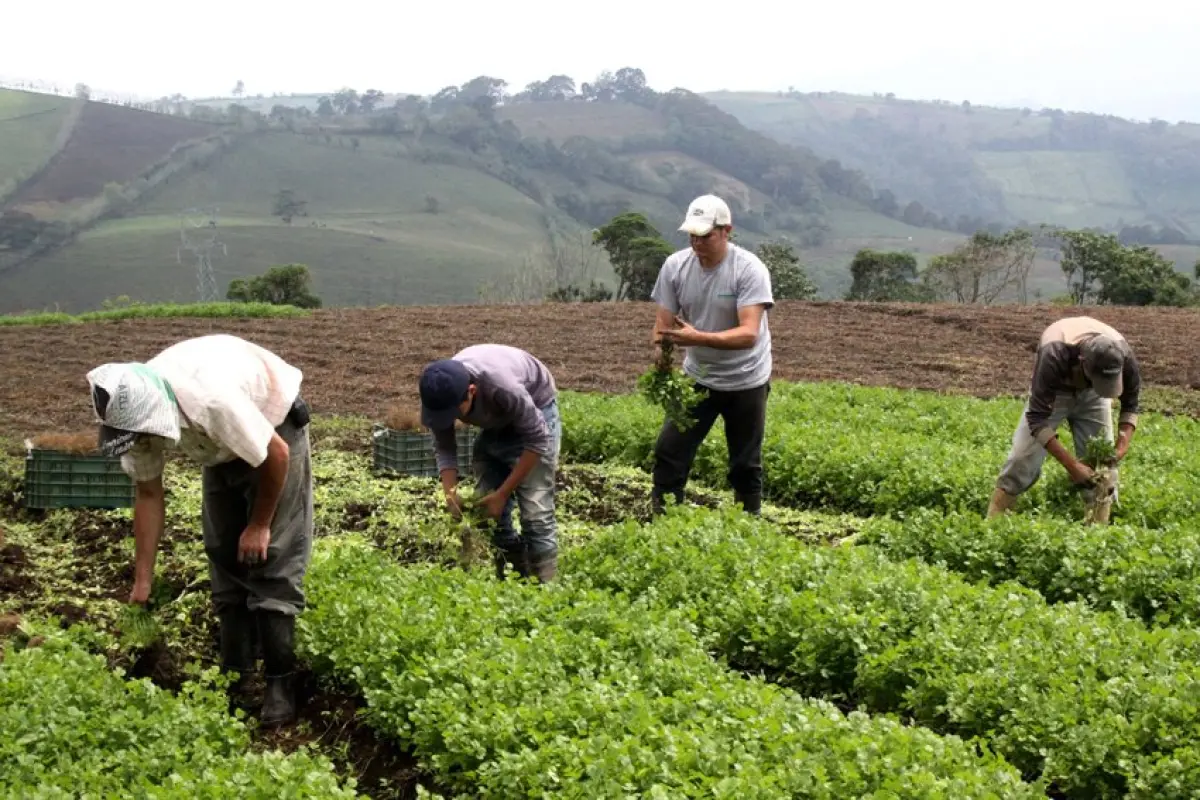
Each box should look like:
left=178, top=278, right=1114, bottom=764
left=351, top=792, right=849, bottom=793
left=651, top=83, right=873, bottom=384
left=1, top=133, right=589, bottom=312
left=623, top=150, right=769, bottom=210
left=9, top=100, right=215, bottom=206
left=0, top=89, right=78, bottom=197
left=704, top=89, right=1200, bottom=234
left=0, top=216, right=553, bottom=313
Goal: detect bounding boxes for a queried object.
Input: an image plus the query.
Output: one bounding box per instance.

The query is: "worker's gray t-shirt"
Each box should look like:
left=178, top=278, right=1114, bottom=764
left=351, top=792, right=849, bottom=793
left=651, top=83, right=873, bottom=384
left=651, top=243, right=774, bottom=392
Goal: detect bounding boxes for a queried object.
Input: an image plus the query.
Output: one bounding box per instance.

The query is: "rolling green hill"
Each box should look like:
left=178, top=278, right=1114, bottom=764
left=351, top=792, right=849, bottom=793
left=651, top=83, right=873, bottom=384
left=0, top=132, right=585, bottom=312
left=3, top=77, right=987, bottom=312
left=10, top=76, right=1194, bottom=314
left=704, top=90, right=1200, bottom=239
left=0, top=90, right=80, bottom=201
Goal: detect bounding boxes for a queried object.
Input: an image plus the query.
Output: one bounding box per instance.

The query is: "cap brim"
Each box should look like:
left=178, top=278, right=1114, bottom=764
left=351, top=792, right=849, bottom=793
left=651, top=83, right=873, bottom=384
left=98, top=425, right=138, bottom=457
left=679, top=219, right=715, bottom=236
left=1090, top=371, right=1123, bottom=399
left=420, top=404, right=461, bottom=431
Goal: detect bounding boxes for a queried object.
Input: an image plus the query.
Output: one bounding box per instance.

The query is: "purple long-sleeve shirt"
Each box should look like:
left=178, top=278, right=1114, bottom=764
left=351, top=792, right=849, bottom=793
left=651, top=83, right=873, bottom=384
left=432, top=344, right=558, bottom=473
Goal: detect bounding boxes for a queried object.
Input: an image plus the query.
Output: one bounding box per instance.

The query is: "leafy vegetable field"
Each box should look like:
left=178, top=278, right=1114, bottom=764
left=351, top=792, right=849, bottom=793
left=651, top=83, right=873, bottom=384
left=567, top=507, right=1200, bottom=799
left=559, top=382, right=1200, bottom=526
left=4, top=376, right=1200, bottom=798
left=301, top=535, right=1038, bottom=798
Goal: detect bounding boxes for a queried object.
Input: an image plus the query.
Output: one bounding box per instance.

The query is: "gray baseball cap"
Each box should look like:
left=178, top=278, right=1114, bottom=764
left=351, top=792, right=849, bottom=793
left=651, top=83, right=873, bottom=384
left=1080, top=334, right=1125, bottom=398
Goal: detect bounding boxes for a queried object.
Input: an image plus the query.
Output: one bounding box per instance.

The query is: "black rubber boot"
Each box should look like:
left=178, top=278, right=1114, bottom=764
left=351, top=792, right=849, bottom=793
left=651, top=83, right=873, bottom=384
left=650, top=487, right=683, bottom=517
left=257, top=611, right=297, bottom=727
left=735, top=492, right=762, bottom=516
left=494, top=541, right=530, bottom=580
left=217, top=606, right=256, bottom=712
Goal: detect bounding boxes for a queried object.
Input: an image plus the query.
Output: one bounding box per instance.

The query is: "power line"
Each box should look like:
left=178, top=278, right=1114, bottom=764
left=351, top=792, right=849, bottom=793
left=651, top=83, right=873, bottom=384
left=177, top=206, right=225, bottom=301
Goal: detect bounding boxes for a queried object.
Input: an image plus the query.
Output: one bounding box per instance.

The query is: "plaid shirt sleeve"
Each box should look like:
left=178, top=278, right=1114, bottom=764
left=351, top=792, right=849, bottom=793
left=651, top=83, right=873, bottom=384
left=120, top=436, right=167, bottom=483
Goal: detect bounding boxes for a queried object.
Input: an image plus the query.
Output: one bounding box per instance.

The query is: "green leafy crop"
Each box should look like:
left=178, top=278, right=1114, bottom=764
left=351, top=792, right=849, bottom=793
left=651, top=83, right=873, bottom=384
left=0, top=627, right=358, bottom=798
left=862, top=508, right=1200, bottom=628
left=1083, top=436, right=1118, bottom=468
left=567, top=505, right=1200, bottom=799
left=299, top=535, right=1038, bottom=799
left=636, top=338, right=704, bottom=432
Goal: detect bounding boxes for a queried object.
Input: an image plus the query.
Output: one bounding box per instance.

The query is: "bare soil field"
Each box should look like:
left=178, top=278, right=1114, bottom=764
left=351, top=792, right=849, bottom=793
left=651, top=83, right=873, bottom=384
left=11, top=101, right=214, bottom=204
left=1, top=300, right=1198, bottom=441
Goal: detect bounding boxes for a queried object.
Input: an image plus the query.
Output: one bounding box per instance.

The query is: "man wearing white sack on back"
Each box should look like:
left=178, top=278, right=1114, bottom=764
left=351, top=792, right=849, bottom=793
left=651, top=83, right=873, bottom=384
left=86, top=333, right=312, bottom=727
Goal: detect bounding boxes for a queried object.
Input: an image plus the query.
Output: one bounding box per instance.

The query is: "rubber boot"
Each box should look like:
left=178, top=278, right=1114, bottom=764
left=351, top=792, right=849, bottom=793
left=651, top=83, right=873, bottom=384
left=494, top=541, right=530, bottom=580
left=650, top=487, right=683, bottom=517
left=217, top=606, right=255, bottom=712
left=735, top=492, right=762, bottom=516
left=986, top=487, right=1018, bottom=519
left=257, top=611, right=297, bottom=727
left=529, top=549, right=558, bottom=584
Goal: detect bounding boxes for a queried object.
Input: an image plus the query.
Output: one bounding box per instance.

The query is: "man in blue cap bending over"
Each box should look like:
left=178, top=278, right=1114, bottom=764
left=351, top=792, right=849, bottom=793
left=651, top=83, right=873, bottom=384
left=418, top=343, right=561, bottom=582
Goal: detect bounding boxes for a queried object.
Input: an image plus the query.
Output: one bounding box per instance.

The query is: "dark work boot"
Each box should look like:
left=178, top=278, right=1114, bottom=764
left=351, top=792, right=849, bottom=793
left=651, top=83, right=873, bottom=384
left=650, top=486, right=683, bottom=517
left=217, top=606, right=255, bottom=712
left=529, top=549, right=558, bottom=584
left=257, top=611, right=298, bottom=727
left=494, top=540, right=530, bottom=580
left=734, top=492, right=762, bottom=516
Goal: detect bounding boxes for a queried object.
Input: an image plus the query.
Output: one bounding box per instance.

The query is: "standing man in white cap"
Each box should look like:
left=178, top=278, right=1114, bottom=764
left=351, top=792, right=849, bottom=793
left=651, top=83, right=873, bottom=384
left=649, top=193, right=775, bottom=516
left=86, top=334, right=312, bottom=726
left=988, top=315, right=1142, bottom=519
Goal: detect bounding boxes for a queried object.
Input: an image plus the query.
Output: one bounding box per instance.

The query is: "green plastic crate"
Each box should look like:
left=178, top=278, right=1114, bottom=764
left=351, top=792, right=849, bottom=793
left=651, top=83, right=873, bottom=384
left=372, top=425, right=476, bottom=478
left=24, top=448, right=135, bottom=509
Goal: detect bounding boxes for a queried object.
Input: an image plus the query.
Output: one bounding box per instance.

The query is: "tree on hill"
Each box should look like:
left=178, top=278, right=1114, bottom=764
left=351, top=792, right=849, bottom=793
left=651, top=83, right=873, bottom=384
left=756, top=241, right=817, bottom=300
left=1057, top=229, right=1196, bottom=307
left=592, top=212, right=674, bottom=301
left=332, top=88, right=359, bottom=115
left=845, top=249, right=933, bottom=302
left=272, top=189, right=308, bottom=225
left=227, top=264, right=322, bottom=308
left=517, top=75, right=577, bottom=102
left=922, top=229, right=1035, bottom=304
left=0, top=211, right=48, bottom=251
left=359, top=89, right=385, bottom=114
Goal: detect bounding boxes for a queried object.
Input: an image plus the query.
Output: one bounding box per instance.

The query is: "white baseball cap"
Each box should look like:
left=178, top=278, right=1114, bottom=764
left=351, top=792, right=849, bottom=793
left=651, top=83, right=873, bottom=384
left=86, top=363, right=181, bottom=456
left=679, top=194, right=732, bottom=236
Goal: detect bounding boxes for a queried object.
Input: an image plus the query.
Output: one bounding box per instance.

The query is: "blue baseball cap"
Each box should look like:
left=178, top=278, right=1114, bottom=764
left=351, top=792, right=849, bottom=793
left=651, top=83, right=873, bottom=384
left=419, top=358, right=471, bottom=430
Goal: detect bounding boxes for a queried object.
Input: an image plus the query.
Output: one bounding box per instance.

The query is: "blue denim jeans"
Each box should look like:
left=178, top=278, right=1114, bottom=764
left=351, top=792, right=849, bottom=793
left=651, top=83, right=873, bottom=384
left=471, top=401, right=561, bottom=562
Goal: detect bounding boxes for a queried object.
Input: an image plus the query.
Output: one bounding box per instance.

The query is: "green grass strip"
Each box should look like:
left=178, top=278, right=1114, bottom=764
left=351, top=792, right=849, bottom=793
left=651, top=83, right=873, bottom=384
left=0, top=301, right=310, bottom=325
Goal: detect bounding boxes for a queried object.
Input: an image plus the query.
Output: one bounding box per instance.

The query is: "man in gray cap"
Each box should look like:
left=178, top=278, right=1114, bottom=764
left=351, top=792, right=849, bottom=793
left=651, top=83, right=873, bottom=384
left=87, top=334, right=312, bottom=726
left=988, top=316, right=1141, bottom=519
left=418, top=343, right=561, bottom=582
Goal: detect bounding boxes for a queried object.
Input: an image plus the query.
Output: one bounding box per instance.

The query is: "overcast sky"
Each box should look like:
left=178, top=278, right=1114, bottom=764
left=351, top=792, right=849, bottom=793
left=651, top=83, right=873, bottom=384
left=5, top=0, right=1198, bottom=122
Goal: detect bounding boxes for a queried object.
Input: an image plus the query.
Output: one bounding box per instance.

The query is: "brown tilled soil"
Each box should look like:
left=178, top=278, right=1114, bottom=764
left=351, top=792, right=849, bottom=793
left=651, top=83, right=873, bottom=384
left=2, top=300, right=1199, bottom=440
left=12, top=101, right=216, bottom=205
